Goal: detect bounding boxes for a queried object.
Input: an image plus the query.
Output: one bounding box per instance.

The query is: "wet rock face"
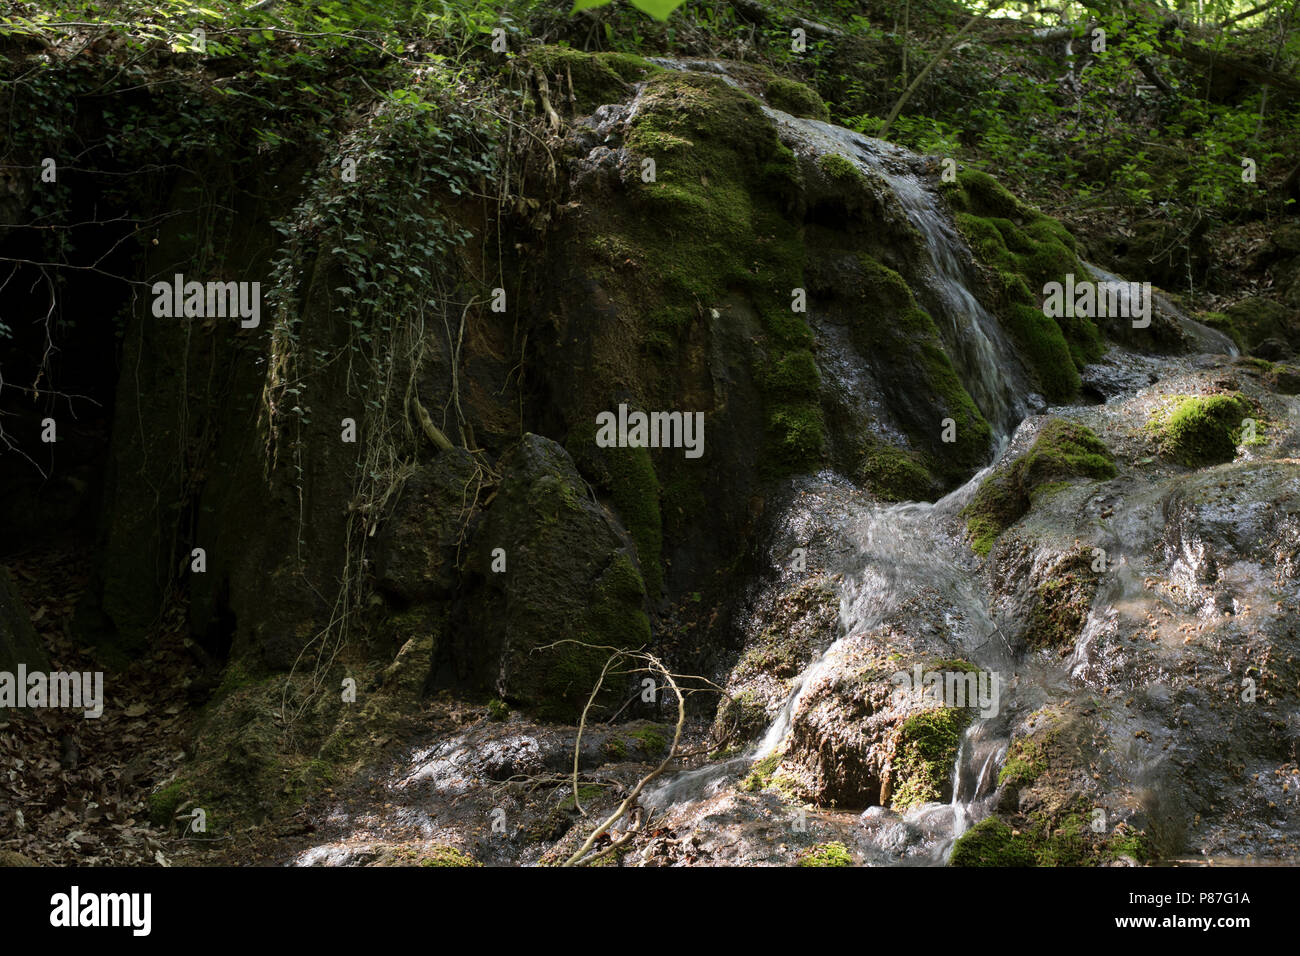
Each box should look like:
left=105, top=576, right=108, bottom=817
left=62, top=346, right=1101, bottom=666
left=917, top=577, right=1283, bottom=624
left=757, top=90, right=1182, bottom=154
left=965, top=365, right=1300, bottom=863
left=371, top=449, right=480, bottom=603
left=779, top=593, right=974, bottom=810
left=432, top=434, right=651, bottom=720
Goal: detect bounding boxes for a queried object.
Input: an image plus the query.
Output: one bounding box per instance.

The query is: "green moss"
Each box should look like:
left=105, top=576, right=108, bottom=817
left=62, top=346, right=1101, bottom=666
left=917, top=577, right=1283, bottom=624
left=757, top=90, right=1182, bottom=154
left=1019, top=419, right=1117, bottom=487
left=762, top=349, right=822, bottom=396
left=848, top=256, right=992, bottom=481
left=418, top=844, right=482, bottom=867
left=605, top=736, right=628, bottom=759
left=603, top=445, right=663, bottom=596
left=765, top=77, right=830, bottom=120
left=817, top=153, right=860, bottom=183
left=766, top=402, right=826, bottom=471
left=740, top=752, right=782, bottom=792
left=1004, top=302, right=1081, bottom=401
left=487, top=698, right=509, bottom=721
left=526, top=46, right=658, bottom=113
left=949, top=816, right=1038, bottom=866
left=147, top=781, right=189, bottom=828
left=858, top=444, right=935, bottom=502
left=1026, top=549, right=1097, bottom=650
left=1146, top=393, right=1256, bottom=467
left=619, top=72, right=820, bottom=477
left=952, top=808, right=1151, bottom=867
left=628, top=725, right=669, bottom=757
left=1104, top=826, right=1153, bottom=864
left=890, top=707, right=971, bottom=810
left=997, top=737, right=1048, bottom=789
left=946, top=170, right=1099, bottom=399
left=963, top=419, right=1115, bottom=555
left=798, top=841, right=853, bottom=866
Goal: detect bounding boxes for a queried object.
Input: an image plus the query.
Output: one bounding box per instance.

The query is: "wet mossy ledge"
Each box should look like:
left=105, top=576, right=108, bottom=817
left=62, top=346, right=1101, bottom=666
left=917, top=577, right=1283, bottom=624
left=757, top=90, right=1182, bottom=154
left=963, top=419, right=1116, bottom=556
left=943, top=170, right=1103, bottom=403
left=950, top=809, right=1152, bottom=867
left=888, top=707, right=971, bottom=810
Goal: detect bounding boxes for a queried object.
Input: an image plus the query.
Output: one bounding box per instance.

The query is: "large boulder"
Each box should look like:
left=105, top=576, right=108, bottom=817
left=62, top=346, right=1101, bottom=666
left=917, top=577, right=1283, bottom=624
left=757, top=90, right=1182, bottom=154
left=432, top=435, right=651, bottom=720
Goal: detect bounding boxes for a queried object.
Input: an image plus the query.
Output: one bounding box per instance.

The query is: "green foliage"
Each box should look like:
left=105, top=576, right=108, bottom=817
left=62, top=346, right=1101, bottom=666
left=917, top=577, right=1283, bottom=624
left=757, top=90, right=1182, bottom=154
left=572, top=0, right=687, bottom=21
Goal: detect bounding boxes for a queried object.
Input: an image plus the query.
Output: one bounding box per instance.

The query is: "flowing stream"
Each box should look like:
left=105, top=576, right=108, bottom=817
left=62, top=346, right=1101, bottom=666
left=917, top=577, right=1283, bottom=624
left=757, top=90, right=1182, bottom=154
left=639, top=61, right=1238, bottom=864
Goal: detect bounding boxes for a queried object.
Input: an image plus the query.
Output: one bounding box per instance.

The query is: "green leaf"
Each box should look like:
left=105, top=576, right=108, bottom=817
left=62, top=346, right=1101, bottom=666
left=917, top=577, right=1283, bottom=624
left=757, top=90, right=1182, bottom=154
left=630, top=0, right=688, bottom=19
left=572, top=0, right=614, bottom=11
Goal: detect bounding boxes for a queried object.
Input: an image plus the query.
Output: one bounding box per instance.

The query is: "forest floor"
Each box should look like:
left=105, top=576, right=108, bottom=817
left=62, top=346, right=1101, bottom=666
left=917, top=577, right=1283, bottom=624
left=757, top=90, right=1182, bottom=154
left=0, top=544, right=198, bottom=865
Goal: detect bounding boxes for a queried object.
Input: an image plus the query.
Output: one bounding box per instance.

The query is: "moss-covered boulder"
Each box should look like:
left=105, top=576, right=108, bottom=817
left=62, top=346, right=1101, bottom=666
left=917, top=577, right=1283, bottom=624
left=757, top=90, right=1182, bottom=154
left=1214, top=296, right=1300, bottom=359
left=433, top=434, right=651, bottom=720
left=952, top=703, right=1154, bottom=867
left=963, top=418, right=1116, bottom=555
left=764, top=76, right=830, bottom=120
left=1146, top=393, right=1256, bottom=467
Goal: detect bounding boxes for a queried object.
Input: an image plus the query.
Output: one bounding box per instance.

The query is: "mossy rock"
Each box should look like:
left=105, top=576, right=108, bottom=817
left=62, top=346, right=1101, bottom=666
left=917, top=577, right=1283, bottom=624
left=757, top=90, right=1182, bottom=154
left=147, top=780, right=191, bottom=828
left=1146, top=393, right=1256, bottom=467
left=619, top=72, right=820, bottom=476
left=858, top=444, right=936, bottom=502
left=798, top=841, right=853, bottom=866
left=0, top=850, right=36, bottom=867
left=889, top=707, right=971, bottom=810
left=526, top=46, right=659, bottom=114
left=998, top=736, right=1049, bottom=790
left=944, top=170, right=1100, bottom=401
left=1220, top=296, right=1299, bottom=358
left=765, top=77, right=830, bottom=120
left=436, top=435, right=651, bottom=721
left=949, top=816, right=1038, bottom=866
left=963, top=419, right=1115, bottom=555
left=846, top=255, right=993, bottom=485
left=1025, top=549, right=1098, bottom=650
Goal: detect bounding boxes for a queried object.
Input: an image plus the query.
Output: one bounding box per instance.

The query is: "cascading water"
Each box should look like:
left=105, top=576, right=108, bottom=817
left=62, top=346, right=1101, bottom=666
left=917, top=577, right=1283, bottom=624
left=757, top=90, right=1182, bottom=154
left=635, top=65, right=1033, bottom=859
left=762, top=112, right=1032, bottom=439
